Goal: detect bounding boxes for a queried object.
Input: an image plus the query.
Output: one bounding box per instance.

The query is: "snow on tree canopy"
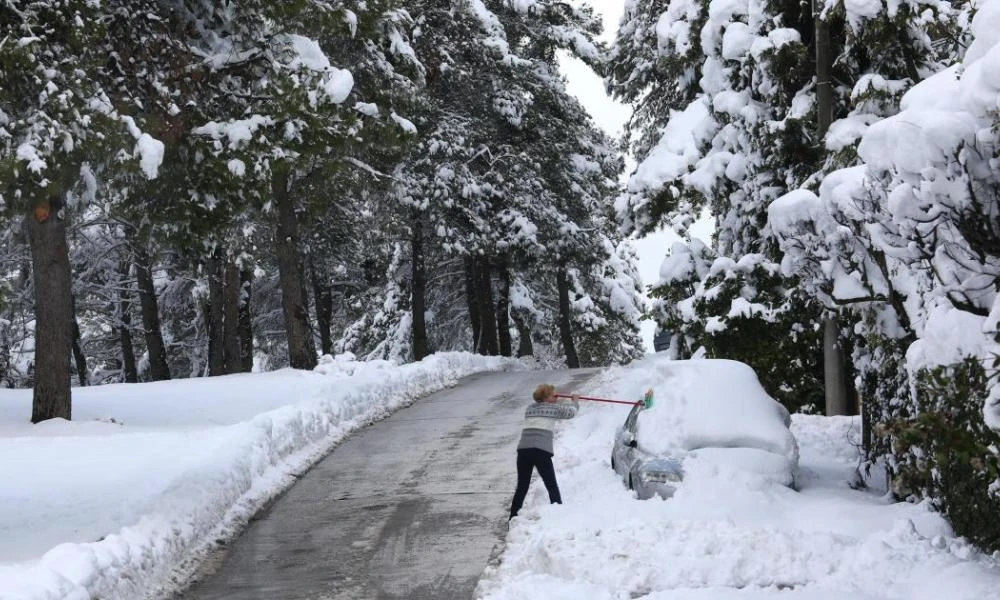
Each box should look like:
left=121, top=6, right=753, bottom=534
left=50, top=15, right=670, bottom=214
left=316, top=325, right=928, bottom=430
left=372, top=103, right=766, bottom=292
left=768, top=0, right=1000, bottom=431
left=906, top=302, right=995, bottom=374
left=286, top=35, right=335, bottom=71
left=120, top=116, right=165, bottom=179
left=659, top=240, right=708, bottom=285
left=193, top=116, right=275, bottom=150
left=624, top=356, right=798, bottom=464
left=825, top=114, right=879, bottom=151
left=839, top=0, right=882, bottom=28
left=390, top=112, right=418, bottom=134
left=280, top=35, right=356, bottom=104
left=135, top=134, right=164, bottom=179
left=15, top=144, right=46, bottom=175
left=766, top=189, right=823, bottom=233
left=858, top=103, right=977, bottom=176
left=627, top=99, right=713, bottom=195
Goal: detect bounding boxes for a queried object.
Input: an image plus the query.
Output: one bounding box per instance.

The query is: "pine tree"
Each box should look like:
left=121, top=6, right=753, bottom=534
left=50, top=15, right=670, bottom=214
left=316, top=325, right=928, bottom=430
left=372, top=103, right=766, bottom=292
left=1, top=0, right=172, bottom=421
left=609, top=0, right=826, bottom=408
left=184, top=0, right=420, bottom=369
left=335, top=0, right=644, bottom=365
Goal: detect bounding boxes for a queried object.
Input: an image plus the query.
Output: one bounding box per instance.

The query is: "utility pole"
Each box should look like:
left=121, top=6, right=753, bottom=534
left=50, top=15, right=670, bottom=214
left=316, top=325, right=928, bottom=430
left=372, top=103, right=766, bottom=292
left=814, top=0, right=849, bottom=416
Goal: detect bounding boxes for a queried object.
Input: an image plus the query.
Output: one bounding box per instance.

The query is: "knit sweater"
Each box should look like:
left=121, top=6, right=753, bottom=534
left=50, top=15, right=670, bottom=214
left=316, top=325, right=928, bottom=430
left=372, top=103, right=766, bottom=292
left=516, top=399, right=579, bottom=454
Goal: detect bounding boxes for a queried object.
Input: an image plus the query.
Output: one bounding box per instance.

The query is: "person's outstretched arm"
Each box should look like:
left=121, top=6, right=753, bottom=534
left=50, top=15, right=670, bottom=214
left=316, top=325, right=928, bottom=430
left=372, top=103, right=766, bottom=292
left=553, top=394, right=579, bottom=418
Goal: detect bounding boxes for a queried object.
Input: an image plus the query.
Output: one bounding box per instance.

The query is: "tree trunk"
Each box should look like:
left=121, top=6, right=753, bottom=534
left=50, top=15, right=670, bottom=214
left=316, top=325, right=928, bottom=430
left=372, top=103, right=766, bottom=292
left=823, top=317, right=849, bottom=416
left=223, top=261, right=242, bottom=373
left=477, top=257, right=499, bottom=356
left=512, top=311, right=534, bottom=357
left=411, top=216, right=430, bottom=361
left=814, top=0, right=833, bottom=139
left=556, top=266, right=580, bottom=369
left=273, top=166, right=317, bottom=370
left=495, top=261, right=512, bottom=357
left=134, top=244, right=171, bottom=381
left=205, top=251, right=226, bottom=376
left=27, top=196, right=73, bottom=422
left=311, top=261, right=334, bottom=357
left=117, top=262, right=138, bottom=383
left=70, top=296, right=88, bottom=386
left=238, top=269, right=254, bottom=372
left=463, top=256, right=481, bottom=352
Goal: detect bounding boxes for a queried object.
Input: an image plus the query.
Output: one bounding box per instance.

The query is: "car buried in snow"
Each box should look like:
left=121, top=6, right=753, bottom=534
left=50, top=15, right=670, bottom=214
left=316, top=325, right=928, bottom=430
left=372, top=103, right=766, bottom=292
left=610, top=358, right=799, bottom=500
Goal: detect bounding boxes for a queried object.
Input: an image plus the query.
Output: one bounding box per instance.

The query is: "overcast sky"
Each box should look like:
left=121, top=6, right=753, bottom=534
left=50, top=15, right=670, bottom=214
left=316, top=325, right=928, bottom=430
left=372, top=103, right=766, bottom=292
left=559, top=2, right=713, bottom=352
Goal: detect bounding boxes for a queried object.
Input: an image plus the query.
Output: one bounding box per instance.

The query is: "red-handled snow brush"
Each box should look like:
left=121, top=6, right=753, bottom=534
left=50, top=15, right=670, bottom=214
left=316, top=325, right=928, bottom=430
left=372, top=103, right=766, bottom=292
left=554, top=388, right=654, bottom=408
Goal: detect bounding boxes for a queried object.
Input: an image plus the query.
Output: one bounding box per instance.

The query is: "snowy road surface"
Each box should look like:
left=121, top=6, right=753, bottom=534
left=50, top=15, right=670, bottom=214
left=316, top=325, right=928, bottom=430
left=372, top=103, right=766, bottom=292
left=177, top=368, right=598, bottom=599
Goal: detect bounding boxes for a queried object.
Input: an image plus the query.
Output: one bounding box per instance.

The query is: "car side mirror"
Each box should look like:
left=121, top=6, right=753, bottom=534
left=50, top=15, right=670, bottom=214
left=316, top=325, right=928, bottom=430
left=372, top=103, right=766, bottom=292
left=627, top=439, right=637, bottom=448
left=624, top=433, right=637, bottom=448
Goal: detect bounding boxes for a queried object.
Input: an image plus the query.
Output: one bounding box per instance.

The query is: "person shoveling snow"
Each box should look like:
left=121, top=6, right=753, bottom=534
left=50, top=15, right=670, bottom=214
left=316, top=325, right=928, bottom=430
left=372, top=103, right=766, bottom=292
left=509, top=384, right=580, bottom=519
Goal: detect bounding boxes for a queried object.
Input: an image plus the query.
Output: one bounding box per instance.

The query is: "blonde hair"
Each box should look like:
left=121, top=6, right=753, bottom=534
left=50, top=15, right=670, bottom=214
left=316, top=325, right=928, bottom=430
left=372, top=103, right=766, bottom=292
left=533, top=384, right=556, bottom=402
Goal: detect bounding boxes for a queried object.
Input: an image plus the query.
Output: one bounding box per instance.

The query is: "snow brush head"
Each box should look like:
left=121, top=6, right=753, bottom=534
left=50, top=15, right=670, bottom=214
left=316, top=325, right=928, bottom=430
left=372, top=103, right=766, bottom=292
left=642, top=388, right=654, bottom=409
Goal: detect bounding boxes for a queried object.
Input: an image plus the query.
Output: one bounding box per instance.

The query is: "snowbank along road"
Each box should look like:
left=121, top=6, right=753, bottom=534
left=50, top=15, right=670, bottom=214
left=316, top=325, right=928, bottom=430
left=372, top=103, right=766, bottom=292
left=177, top=368, right=598, bottom=600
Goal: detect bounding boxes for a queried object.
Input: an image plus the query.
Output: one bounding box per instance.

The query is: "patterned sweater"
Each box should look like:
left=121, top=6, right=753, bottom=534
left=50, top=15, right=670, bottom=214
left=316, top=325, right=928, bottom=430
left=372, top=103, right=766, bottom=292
left=516, top=399, right=579, bottom=454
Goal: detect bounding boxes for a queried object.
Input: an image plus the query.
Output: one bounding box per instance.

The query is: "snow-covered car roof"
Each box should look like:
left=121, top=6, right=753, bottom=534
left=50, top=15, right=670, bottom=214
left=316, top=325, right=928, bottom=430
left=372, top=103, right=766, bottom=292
left=628, top=357, right=798, bottom=464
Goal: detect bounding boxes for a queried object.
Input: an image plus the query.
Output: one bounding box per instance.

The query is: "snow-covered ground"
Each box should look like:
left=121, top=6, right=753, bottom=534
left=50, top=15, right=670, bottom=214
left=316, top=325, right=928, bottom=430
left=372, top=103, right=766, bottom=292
left=0, top=352, right=518, bottom=600
left=477, top=356, right=1000, bottom=600
left=6, top=351, right=998, bottom=600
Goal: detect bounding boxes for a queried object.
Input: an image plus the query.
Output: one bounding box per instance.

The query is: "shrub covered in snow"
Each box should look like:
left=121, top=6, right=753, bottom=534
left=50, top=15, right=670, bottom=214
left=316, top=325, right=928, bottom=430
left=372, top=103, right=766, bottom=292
left=879, top=359, right=1000, bottom=552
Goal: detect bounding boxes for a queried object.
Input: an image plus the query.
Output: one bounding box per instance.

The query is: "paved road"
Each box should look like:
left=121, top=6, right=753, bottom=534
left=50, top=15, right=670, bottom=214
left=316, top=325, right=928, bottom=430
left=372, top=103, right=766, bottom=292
left=177, top=368, right=597, bottom=600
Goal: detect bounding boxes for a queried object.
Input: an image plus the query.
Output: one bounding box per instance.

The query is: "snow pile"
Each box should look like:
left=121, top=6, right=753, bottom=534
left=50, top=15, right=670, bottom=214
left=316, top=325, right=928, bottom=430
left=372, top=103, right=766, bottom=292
left=791, top=414, right=864, bottom=465
left=476, top=364, right=1000, bottom=600
left=685, top=446, right=796, bottom=488
left=623, top=356, right=796, bottom=463
left=0, top=352, right=519, bottom=600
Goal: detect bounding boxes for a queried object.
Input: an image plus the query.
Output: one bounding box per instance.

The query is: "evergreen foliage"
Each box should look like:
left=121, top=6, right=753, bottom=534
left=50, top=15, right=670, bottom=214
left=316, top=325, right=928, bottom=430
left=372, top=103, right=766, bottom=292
left=0, top=0, right=644, bottom=407
left=614, top=0, right=1000, bottom=554
left=881, top=358, right=1000, bottom=551
left=609, top=0, right=826, bottom=414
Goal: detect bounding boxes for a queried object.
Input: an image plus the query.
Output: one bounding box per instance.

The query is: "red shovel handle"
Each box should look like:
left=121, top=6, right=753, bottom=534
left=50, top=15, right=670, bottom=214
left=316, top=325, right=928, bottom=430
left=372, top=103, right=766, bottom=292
left=553, top=393, right=642, bottom=406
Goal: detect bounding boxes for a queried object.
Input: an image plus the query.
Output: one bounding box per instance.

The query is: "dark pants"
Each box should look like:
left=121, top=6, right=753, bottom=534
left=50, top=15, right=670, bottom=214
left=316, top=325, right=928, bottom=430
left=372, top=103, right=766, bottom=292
left=509, top=448, right=561, bottom=518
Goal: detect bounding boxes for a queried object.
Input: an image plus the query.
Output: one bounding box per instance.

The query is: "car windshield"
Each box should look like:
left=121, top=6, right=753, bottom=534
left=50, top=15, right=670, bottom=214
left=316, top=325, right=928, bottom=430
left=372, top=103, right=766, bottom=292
left=623, top=404, right=640, bottom=433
